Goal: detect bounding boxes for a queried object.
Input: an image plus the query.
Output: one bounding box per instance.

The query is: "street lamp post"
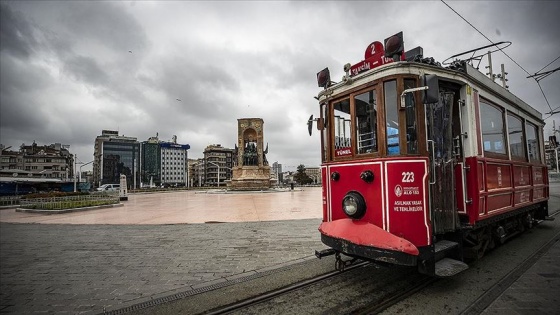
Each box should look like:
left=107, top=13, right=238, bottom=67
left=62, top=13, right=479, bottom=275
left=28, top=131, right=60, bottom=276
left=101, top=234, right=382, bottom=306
left=79, top=160, right=93, bottom=187
left=73, top=154, right=84, bottom=192
left=208, top=161, right=232, bottom=187
left=208, top=161, right=220, bottom=187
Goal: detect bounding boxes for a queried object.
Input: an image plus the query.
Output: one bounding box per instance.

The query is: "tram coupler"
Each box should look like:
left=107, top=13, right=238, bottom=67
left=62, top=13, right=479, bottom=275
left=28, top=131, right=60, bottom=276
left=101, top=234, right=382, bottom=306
left=334, top=252, right=358, bottom=272
left=315, top=248, right=336, bottom=259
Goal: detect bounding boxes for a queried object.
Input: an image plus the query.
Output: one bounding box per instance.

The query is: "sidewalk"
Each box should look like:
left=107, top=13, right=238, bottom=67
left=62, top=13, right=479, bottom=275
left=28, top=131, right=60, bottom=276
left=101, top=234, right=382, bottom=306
left=482, top=232, right=560, bottom=314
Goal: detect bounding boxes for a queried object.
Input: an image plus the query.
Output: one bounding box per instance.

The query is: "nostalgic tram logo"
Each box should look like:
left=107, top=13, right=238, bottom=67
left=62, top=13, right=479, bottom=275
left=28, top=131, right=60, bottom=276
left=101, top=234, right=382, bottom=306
left=394, top=184, right=403, bottom=197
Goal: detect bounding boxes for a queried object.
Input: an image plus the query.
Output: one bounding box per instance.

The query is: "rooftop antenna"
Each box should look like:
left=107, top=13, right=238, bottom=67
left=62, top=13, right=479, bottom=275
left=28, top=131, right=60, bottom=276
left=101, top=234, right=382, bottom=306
left=486, top=51, right=494, bottom=81
left=496, top=63, right=509, bottom=89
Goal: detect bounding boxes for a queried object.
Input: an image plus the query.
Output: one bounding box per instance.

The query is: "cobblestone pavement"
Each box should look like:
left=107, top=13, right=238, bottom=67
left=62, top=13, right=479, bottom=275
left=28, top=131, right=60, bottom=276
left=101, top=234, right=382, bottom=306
left=0, top=220, right=326, bottom=314
left=482, top=234, right=560, bottom=314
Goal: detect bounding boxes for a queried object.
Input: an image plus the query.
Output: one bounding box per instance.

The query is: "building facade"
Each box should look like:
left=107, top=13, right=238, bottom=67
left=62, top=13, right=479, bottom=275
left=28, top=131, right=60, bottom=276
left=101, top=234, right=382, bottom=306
left=272, top=162, right=283, bottom=184
left=305, top=167, right=321, bottom=184
left=140, top=135, right=190, bottom=187
left=0, top=142, right=74, bottom=180
left=93, top=130, right=140, bottom=188
left=191, top=158, right=205, bottom=187
left=203, top=144, right=234, bottom=187
left=141, top=137, right=161, bottom=186
left=160, top=141, right=190, bottom=186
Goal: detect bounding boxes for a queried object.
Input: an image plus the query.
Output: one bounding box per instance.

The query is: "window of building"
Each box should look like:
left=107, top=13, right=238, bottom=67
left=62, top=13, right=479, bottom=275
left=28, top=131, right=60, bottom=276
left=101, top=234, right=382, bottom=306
left=507, top=113, right=525, bottom=160
left=526, top=122, right=541, bottom=163
left=480, top=100, right=506, bottom=156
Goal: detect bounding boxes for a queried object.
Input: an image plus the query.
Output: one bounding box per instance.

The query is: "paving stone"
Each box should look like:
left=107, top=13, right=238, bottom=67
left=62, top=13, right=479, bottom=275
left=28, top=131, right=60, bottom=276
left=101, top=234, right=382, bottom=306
left=0, top=219, right=324, bottom=313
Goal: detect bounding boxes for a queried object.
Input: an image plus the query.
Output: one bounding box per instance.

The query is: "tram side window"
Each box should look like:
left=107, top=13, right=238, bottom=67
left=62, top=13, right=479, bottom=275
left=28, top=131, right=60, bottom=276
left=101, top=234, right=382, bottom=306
left=404, top=79, right=418, bottom=154
left=333, top=99, right=352, bottom=158
left=480, top=100, right=506, bottom=156
left=526, top=122, right=541, bottom=163
left=355, top=90, right=378, bottom=154
left=321, top=103, right=328, bottom=162
left=507, top=113, right=525, bottom=160
left=384, top=80, right=399, bottom=155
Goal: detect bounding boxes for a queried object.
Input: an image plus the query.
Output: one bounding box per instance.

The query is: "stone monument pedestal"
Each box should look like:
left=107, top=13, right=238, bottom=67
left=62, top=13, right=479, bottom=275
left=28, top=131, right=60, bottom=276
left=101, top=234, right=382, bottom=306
left=226, top=118, right=272, bottom=191
left=228, top=166, right=271, bottom=191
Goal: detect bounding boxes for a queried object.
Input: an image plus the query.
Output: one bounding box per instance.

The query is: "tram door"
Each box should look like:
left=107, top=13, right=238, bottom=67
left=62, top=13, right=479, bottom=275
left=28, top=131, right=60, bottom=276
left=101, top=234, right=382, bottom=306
left=426, top=85, right=461, bottom=234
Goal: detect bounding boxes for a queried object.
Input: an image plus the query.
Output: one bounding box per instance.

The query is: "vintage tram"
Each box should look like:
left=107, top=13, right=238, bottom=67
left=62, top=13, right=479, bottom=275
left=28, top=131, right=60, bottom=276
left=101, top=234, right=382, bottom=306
left=311, top=31, right=551, bottom=277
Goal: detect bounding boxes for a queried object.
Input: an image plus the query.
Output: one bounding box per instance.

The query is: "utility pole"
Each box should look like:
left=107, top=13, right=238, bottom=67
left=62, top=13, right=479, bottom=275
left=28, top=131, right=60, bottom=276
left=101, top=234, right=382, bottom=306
left=74, top=154, right=77, bottom=192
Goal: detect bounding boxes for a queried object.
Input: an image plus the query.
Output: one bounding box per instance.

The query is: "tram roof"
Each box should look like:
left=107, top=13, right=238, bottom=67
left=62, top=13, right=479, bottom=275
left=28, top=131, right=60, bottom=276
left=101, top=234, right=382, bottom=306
left=317, top=61, right=543, bottom=123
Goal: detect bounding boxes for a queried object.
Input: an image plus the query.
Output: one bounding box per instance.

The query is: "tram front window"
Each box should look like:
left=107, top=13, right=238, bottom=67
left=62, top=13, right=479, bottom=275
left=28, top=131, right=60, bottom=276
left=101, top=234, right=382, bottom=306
left=333, top=99, right=352, bottom=158
left=384, top=80, right=399, bottom=155
left=404, top=79, right=418, bottom=154
left=355, top=90, right=378, bottom=154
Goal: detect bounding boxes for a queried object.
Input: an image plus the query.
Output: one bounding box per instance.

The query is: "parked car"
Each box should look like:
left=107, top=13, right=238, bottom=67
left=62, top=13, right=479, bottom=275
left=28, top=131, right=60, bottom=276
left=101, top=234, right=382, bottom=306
left=96, top=184, right=120, bottom=192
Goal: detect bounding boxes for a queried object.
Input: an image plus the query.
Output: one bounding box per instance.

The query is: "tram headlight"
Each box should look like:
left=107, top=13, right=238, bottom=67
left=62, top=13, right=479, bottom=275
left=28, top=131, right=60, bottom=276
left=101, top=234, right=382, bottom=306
left=342, top=191, right=366, bottom=219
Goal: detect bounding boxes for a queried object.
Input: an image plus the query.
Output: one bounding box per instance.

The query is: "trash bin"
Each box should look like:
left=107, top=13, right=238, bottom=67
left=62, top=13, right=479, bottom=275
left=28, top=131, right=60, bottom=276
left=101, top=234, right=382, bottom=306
left=290, top=183, right=294, bottom=190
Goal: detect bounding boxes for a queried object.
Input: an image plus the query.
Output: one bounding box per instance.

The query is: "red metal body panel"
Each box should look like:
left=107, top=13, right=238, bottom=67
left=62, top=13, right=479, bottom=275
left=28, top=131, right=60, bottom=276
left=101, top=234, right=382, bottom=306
left=328, top=161, right=384, bottom=225
left=455, top=163, right=466, bottom=214
left=462, top=156, right=549, bottom=225
left=319, top=219, right=419, bottom=256
left=384, top=160, right=430, bottom=246
left=321, top=167, right=328, bottom=221
left=322, top=158, right=431, bottom=249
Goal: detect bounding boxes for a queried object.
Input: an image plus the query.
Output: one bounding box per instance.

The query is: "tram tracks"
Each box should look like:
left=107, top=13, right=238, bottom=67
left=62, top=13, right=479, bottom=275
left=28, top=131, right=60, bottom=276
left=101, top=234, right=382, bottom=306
left=205, top=223, right=560, bottom=315
left=203, top=260, right=434, bottom=315
left=204, top=260, right=371, bottom=315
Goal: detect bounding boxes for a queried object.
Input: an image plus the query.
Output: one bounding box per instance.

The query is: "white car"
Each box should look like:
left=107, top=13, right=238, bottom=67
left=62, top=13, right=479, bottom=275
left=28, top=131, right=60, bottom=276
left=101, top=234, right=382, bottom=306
left=96, top=184, right=120, bottom=192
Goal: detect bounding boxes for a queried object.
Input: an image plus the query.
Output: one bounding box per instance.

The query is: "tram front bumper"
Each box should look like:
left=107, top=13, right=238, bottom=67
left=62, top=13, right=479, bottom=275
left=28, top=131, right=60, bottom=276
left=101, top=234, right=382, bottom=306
left=319, top=219, right=419, bottom=266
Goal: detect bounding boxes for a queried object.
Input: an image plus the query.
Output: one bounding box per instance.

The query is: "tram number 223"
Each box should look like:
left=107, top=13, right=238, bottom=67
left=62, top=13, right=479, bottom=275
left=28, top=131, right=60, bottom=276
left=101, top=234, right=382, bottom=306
left=401, top=172, right=415, bottom=183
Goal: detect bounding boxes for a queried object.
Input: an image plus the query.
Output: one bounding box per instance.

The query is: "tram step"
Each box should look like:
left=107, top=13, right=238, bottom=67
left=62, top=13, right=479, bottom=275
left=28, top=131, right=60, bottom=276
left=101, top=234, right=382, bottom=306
left=435, top=258, right=469, bottom=277
left=434, top=240, right=459, bottom=254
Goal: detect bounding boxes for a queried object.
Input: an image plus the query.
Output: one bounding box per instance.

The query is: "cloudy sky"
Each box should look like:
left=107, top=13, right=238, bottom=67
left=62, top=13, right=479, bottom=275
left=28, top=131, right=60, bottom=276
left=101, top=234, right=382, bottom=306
left=1, top=1, right=559, bottom=171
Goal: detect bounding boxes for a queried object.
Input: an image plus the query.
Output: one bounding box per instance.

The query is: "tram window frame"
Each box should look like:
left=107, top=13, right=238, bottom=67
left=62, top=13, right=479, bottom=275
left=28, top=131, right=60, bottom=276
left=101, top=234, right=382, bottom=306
left=526, top=121, right=541, bottom=163
left=480, top=99, right=508, bottom=159
left=332, top=98, right=353, bottom=160
left=384, top=80, right=400, bottom=156
left=507, top=112, right=526, bottom=161
left=403, top=78, right=419, bottom=155
left=354, top=88, right=379, bottom=155
left=321, top=103, right=328, bottom=162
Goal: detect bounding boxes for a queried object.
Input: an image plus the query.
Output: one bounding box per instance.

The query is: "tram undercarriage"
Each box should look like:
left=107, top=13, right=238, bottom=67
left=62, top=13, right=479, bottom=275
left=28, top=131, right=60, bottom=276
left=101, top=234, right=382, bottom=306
left=461, top=202, right=552, bottom=260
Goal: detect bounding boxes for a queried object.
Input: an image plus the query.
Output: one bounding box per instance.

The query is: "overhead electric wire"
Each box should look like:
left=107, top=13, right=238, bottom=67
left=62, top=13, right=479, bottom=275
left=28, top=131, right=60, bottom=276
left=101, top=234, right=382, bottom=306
left=440, top=0, right=555, bottom=118
left=536, top=55, right=560, bottom=74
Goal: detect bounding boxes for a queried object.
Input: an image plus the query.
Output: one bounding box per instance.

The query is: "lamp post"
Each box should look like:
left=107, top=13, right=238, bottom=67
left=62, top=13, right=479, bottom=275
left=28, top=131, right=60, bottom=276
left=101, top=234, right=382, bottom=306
left=208, top=161, right=231, bottom=187
left=73, top=154, right=84, bottom=192
left=79, top=160, right=93, bottom=187
left=208, top=161, right=220, bottom=187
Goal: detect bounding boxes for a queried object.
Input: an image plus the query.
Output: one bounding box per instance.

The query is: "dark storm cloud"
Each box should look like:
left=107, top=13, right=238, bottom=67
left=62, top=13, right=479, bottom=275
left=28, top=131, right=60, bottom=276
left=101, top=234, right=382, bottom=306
left=57, top=2, right=148, bottom=53
left=63, top=55, right=109, bottom=87
left=151, top=52, right=241, bottom=120
left=0, top=3, right=37, bottom=59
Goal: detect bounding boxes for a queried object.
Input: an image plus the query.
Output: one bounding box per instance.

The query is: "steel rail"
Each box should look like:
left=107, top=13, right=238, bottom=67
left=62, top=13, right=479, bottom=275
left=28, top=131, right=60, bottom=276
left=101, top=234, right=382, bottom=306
left=204, top=260, right=371, bottom=315
left=352, top=210, right=560, bottom=315
left=350, top=274, right=436, bottom=315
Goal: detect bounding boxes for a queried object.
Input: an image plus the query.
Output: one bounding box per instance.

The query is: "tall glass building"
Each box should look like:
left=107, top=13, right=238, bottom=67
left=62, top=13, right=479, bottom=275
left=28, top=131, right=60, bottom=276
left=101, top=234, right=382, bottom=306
left=141, top=135, right=190, bottom=187
left=93, top=130, right=140, bottom=188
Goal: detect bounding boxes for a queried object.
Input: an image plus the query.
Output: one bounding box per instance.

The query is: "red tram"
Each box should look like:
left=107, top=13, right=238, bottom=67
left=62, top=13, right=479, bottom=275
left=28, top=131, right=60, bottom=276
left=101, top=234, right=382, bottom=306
left=311, top=32, right=551, bottom=277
